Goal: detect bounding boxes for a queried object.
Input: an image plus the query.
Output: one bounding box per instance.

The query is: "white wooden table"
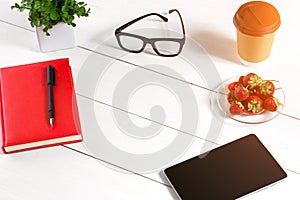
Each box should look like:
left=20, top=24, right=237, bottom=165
left=1, top=0, right=300, bottom=199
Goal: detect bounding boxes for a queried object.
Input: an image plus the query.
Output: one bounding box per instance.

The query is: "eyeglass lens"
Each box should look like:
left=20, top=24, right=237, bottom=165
left=154, top=40, right=181, bottom=55
left=118, top=35, right=144, bottom=52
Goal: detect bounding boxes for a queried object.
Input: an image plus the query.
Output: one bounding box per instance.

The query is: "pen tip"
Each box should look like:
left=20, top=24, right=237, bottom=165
left=50, top=118, right=54, bottom=127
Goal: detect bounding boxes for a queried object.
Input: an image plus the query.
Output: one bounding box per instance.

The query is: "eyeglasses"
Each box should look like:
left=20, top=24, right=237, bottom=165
left=115, top=9, right=186, bottom=57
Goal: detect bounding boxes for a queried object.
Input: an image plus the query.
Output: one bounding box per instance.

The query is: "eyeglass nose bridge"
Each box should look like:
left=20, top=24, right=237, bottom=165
left=141, top=38, right=159, bottom=53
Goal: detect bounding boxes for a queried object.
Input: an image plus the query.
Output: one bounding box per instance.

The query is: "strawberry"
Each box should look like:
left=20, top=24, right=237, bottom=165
left=264, top=96, right=282, bottom=112
left=238, top=76, right=245, bottom=85
left=234, top=85, right=250, bottom=101
left=243, top=95, right=264, bottom=114
left=243, top=73, right=264, bottom=89
left=257, top=81, right=275, bottom=100
left=229, top=101, right=244, bottom=115
left=227, top=91, right=236, bottom=103
left=228, top=81, right=238, bottom=91
left=250, top=85, right=260, bottom=95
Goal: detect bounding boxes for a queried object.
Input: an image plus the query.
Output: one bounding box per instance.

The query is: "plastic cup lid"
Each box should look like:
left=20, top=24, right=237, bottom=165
left=233, top=1, right=281, bottom=36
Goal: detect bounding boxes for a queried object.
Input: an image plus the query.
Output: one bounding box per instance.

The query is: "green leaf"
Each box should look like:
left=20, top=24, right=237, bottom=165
left=43, top=25, right=51, bottom=35
left=79, top=7, right=85, bottom=15
left=50, top=10, right=59, bottom=20
left=61, top=5, right=67, bottom=12
left=35, top=19, right=41, bottom=27
left=11, top=3, right=20, bottom=9
left=34, top=1, right=40, bottom=9
left=45, top=7, right=51, bottom=13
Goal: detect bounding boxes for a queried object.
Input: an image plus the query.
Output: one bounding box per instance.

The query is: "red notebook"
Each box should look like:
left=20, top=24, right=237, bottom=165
left=0, top=58, right=82, bottom=154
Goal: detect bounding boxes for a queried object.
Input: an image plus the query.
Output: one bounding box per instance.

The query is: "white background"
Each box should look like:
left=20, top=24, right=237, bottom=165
left=1, top=0, right=300, bottom=199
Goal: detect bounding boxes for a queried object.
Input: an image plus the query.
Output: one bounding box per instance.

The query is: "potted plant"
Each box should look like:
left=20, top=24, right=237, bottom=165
left=11, top=0, right=91, bottom=52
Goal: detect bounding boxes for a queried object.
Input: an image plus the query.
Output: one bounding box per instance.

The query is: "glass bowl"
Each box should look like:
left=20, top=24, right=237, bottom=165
left=210, top=76, right=285, bottom=124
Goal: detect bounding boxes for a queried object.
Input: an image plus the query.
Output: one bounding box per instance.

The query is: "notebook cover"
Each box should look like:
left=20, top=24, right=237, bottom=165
left=0, top=58, right=82, bottom=154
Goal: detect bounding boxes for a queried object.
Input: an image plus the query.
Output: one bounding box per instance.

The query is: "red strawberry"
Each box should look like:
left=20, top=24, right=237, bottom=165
left=243, top=95, right=264, bottom=114
left=234, top=85, right=250, bottom=101
left=264, top=96, right=282, bottom=112
left=257, top=81, right=275, bottom=100
left=238, top=76, right=245, bottom=85
left=229, top=101, right=244, bottom=115
left=228, top=81, right=238, bottom=91
left=250, top=85, right=261, bottom=95
left=243, top=73, right=264, bottom=89
left=227, top=91, right=236, bottom=103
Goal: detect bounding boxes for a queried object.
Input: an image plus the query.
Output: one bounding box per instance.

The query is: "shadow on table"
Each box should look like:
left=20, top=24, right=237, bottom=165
left=191, top=31, right=240, bottom=64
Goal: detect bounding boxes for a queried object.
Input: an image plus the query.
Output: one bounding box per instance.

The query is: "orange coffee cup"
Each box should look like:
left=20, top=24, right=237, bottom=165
left=233, top=1, right=281, bottom=65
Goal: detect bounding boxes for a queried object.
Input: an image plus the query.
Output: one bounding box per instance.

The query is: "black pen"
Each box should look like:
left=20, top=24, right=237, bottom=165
left=47, top=65, right=55, bottom=127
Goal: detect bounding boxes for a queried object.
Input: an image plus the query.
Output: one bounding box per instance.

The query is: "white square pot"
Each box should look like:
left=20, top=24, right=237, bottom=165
left=36, top=22, right=76, bottom=52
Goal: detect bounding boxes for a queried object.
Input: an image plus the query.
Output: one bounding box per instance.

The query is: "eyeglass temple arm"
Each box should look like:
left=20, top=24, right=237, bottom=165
left=169, top=9, right=186, bottom=39
left=115, top=13, right=168, bottom=34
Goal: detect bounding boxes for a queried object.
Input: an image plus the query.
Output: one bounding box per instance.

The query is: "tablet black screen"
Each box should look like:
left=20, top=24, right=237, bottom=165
left=164, top=134, right=287, bottom=200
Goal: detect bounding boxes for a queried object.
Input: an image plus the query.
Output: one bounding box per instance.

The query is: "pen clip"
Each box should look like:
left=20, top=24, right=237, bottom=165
left=48, top=65, right=56, bottom=85
left=52, top=67, right=55, bottom=85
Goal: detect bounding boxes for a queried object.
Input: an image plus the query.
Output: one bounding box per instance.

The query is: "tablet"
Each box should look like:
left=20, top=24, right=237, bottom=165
left=164, top=134, right=287, bottom=200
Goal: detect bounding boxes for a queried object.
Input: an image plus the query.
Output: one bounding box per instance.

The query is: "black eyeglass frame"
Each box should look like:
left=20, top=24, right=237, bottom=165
left=115, top=9, right=186, bottom=57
